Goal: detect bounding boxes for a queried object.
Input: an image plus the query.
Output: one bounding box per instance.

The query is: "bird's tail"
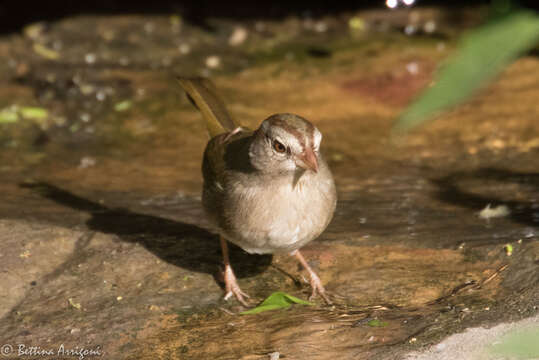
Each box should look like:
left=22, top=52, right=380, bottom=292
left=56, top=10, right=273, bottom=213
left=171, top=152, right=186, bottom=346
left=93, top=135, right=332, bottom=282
left=176, top=77, right=238, bottom=138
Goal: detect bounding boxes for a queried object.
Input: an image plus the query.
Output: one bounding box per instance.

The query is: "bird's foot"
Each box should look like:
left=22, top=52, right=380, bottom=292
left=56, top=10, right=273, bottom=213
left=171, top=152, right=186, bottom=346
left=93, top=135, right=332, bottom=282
left=293, top=250, right=332, bottom=305
left=222, top=265, right=250, bottom=306
left=306, top=270, right=332, bottom=305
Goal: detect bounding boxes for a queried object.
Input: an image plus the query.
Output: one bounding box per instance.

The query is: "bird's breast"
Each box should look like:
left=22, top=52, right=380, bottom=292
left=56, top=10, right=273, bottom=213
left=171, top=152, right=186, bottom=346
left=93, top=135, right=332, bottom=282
left=221, top=169, right=336, bottom=254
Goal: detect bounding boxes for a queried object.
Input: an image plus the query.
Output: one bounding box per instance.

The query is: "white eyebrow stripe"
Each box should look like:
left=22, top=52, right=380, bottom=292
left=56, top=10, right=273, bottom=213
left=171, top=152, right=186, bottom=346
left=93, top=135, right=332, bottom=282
left=271, top=127, right=303, bottom=151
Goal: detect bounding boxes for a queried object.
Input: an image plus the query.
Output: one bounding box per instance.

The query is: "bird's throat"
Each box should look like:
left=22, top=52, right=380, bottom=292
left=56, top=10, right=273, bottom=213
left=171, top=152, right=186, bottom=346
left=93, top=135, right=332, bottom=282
left=292, top=168, right=307, bottom=189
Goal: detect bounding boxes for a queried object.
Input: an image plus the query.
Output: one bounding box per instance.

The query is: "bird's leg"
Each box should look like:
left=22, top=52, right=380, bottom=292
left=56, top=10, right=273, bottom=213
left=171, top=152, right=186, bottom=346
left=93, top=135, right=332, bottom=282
left=293, top=250, right=332, bottom=305
left=220, top=236, right=250, bottom=306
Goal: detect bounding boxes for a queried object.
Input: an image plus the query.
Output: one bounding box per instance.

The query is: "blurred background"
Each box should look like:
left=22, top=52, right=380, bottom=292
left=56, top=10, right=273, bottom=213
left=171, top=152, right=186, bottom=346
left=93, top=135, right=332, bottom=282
left=0, top=1, right=512, bottom=33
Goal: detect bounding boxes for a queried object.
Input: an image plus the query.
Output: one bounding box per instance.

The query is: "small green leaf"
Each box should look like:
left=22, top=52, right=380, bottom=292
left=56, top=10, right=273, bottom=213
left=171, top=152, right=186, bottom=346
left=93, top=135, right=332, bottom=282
left=367, top=319, right=388, bottom=327
left=394, top=10, right=539, bottom=132
left=68, top=297, right=82, bottom=310
left=114, top=100, right=132, bottom=112
left=19, top=106, right=49, bottom=120
left=240, top=292, right=313, bottom=315
left=33, top=43, right=60, bottom=60
left=504, top=244, right=513, bottom=256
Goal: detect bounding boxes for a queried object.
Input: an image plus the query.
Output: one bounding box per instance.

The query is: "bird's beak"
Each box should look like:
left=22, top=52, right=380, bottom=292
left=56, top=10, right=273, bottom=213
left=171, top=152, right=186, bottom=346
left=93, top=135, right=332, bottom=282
left=296, top=147, right=319, bottom=173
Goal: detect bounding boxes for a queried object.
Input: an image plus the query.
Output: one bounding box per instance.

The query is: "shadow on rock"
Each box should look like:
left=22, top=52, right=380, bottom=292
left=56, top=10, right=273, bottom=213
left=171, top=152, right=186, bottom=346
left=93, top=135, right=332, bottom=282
left=20, top=182, right=272, bottom=279
left=432, top=167, right=539, bottom=227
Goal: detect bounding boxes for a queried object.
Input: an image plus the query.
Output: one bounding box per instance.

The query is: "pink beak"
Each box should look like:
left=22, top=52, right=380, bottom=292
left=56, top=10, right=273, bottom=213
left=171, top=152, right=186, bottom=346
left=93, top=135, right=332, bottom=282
left=297, top=147, right=319, bottom=173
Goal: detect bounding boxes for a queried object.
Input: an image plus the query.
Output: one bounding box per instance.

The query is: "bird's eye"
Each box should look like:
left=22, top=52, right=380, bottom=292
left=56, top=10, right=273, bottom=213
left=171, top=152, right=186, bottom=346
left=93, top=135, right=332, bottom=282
left=273, top=140, right=286, bottom=153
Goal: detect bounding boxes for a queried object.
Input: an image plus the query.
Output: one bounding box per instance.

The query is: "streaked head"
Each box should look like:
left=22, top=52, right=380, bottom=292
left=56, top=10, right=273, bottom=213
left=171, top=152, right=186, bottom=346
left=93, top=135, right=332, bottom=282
left=249, top=113, right=322, bottom=174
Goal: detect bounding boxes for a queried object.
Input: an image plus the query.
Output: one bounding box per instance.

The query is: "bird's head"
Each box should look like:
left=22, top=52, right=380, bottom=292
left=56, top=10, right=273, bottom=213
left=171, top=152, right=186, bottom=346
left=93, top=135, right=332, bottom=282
left=249, top=113, right=322, bottom=175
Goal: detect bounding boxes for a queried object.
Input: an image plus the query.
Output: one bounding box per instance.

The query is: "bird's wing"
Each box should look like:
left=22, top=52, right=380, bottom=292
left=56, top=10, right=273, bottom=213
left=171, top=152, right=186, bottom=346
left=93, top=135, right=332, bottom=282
left=176, top=77, right=239, bottom=138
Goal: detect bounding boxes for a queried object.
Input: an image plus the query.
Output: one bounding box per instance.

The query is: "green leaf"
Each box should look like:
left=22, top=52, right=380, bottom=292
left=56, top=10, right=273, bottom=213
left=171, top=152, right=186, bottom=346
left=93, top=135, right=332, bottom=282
left=33, top=43, right=60, bottom=60
left=240, top=291, right=313, bottom=315
left=19, top=106, right=49, bottom=120
left=394, top=10, right=539, bottom=132
left=114, top=100, right=132, bottom=112
left=367, top=319, right=388, bottom=327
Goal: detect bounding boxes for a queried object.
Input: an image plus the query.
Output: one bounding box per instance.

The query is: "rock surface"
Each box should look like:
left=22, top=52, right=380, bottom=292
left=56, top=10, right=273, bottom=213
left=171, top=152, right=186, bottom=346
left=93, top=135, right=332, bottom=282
left=0, top=7, right=537, bottom=360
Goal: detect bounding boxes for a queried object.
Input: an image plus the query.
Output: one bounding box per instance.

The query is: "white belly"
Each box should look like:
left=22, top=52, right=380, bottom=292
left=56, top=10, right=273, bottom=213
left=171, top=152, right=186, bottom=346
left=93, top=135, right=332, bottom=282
left=223, top=171, right=336, bottom=254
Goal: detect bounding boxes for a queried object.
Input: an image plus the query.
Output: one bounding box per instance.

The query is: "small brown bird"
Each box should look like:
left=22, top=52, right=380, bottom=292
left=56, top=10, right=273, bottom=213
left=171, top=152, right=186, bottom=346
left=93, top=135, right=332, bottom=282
left=177, top=77, right=337, bottom=305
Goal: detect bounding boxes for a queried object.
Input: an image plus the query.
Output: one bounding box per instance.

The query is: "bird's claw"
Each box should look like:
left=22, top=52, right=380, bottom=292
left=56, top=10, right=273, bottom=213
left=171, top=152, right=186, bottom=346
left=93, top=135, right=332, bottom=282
left=222, top=265, right=250, bottom=306
left=294, top=251, right=332, bottom=305
left=307, top=271, right=332, bottom=305
left=224, top=289, right=250, bottom=307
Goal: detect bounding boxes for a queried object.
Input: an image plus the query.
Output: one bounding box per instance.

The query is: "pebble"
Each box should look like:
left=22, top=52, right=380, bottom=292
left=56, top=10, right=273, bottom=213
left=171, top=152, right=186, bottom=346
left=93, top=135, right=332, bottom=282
left=178, top=44, right=191, bottom=55
left=144, top=22, right=155, bottom=34
left=84, top=53, right=97, bottom=65
left=96, top=91, right=106, bottom=101
left=314, top=22, right=328, bottom=33
left=80, top=84, right=95, bottom=95
left=424, top=20, right=437, bottom=34
left=478, top=204, right=510, bottom=219
left=205, top=55, right=221, bottom=69
left=404, top=24, right=417, bottom=36
left=80, top=113, right=91, bottom=122
left=119, top=57, right=130, bottom=66
left=79, top=157, right=96, bottom=169
left=406, top=62, right=419, bottom=75
left=228, top=26, right=248, bottom=46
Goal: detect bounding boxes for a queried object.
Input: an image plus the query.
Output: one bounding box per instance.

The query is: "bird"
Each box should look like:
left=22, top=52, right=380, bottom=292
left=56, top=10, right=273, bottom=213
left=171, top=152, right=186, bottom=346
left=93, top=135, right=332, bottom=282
left=177, top=77, right=337, bottom=305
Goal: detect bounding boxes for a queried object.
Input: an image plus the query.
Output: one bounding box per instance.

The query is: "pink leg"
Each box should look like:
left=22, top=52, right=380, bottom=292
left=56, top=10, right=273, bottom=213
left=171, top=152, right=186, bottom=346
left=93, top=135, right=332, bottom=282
left=293, top=250, right=332, bottom=304
left=220, top=236, right=250, bottom=306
